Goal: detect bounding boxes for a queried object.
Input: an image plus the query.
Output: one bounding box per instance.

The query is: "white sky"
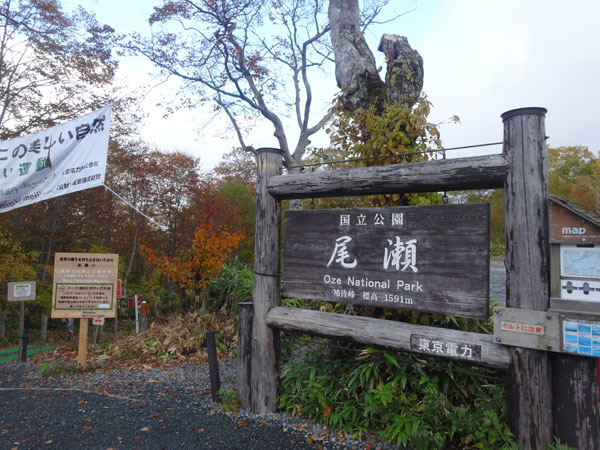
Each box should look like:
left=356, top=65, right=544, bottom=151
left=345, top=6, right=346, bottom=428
left=65, top=0, right=600, bottom=167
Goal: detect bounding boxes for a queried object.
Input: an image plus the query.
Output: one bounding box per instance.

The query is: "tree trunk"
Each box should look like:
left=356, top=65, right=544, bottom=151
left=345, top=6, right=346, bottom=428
left=378, top=34, right=423, bottom=108
left=328, top=0, right=384, bottom=112
left=328, top=0, right=423, bottom=112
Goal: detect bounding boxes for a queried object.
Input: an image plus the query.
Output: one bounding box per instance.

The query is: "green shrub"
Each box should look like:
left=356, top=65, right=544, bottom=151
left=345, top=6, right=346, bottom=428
left=206, top=263, right=253, bottom=313
left=490, top=241, right=505, bottom=257
left=279, top=343, right=516, bottom=449
left=218, top=388, right=242, bottom=412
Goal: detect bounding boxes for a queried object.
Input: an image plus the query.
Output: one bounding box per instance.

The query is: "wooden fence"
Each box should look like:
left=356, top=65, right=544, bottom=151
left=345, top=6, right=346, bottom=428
left=237, top=108, right=599, bottom=449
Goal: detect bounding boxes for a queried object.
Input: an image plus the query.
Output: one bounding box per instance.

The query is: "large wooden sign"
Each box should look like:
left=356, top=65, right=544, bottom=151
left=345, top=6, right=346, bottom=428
left=51, top=252, right=118, bottom=319
left=283, top=204, right=490, bottom=319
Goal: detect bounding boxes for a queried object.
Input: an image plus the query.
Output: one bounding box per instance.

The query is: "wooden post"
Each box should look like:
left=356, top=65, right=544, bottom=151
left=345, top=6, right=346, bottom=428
left=19, top=314, right=30, bottom=362
left=205, top=331, right=221, bottom=402
left=92, top=324, right=100, bottom=345
left=502, top=107, right=553, bottom=449
left=552, top=354, right=600, bottom=447
left=236, top=302, right=253, bottom=408
left=77, top=318, right=89, bottom=368
left=114, top=308, right=118, bottom=336
left=139, top=315, right=148, bottom=333
left=17, top=301, right=25, bottom=359
left=135, top=294, right=139, bottom=334
left=66, top=318, right=74, bottom=341
left=0, top=312, right=6, bottom=339
left=40, top=315, right=48, bottom=343
left=251, top=148, right=282, bottom=413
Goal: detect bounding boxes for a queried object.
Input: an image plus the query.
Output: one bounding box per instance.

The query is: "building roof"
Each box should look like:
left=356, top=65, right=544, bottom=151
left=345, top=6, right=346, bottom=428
left=549, top=195, right=600, bottom=229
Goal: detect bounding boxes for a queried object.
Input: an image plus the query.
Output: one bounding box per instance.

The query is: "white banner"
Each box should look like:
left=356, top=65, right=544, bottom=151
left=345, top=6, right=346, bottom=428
left=0, top=106, right=111, bottom=213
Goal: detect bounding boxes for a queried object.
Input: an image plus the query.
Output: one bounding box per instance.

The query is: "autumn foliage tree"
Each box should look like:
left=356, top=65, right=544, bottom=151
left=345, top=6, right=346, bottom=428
left=316, top=96, right=446, bottom=207
left=452, top=146, right=599, bottom=255
left=548, top=146, right=599, bottom=214
left=139, top=216, right=244, bottom=310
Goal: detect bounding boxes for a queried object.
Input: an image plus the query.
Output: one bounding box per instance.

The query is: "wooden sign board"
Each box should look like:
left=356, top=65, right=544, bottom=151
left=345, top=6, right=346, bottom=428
left=283, top=204, right=490, bottom=319
left=7, top=281, right=36, bottom=301
left=493, top=307, right=561, bottom=351
left=494, top=307, right=600, bottom=359
left=51, top=252, right=118, bottom=319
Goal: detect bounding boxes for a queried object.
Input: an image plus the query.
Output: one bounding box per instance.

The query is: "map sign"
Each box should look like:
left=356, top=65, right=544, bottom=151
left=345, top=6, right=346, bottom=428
left=560, top=245, right=600, bottom=279
left=51, top=252, right=118, bottom=318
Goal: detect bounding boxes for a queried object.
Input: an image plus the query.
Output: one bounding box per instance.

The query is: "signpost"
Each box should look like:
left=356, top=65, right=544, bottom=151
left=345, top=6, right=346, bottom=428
left=244, top=109, right=600, bottom=448
left=283, top=204, right=490, bottom=319
left=51, top=253, right=118, bottom=367
left=7, top=281, right=36, bottom=362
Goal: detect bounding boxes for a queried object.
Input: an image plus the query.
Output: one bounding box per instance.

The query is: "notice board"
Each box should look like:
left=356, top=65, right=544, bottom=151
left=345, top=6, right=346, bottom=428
left=283, top=204, right=490, bottom=319
left=51, top=252, right=119, bottom=318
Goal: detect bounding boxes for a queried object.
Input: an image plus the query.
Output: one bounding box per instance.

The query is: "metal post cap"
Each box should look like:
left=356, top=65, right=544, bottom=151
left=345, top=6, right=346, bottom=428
left=255, top=147, right=283, bottom=155
left=501, top=107, right=547, bottom=121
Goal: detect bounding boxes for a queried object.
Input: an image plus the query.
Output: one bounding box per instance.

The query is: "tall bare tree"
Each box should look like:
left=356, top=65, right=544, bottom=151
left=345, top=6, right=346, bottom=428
left=126, top=0, right=399, bottom=169
left=0, top=0, right=121, bottom=139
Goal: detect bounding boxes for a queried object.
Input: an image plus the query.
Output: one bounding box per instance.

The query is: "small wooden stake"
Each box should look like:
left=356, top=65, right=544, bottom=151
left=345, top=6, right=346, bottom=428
left=77, top=318, right=89, bottom=368
left=236, top=302, right=253, bottom=408
left=206, top=331, right=221, bottom=402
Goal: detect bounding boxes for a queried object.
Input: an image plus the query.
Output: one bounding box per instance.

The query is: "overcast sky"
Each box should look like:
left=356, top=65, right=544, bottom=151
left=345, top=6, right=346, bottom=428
left=66, top=0, right=600, bottom=167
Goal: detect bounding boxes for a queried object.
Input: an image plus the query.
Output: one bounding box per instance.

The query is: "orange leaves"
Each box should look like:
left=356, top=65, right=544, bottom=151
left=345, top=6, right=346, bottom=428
left=140, top=218, right=244, bottom=297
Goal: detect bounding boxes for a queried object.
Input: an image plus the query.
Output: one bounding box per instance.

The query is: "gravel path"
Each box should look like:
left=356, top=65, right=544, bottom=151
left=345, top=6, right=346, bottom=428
left=0, top=260, right=507, bottom=449
left=0, top=357, right=396, bottom=450
left=489, top=258, right=506, bottom=304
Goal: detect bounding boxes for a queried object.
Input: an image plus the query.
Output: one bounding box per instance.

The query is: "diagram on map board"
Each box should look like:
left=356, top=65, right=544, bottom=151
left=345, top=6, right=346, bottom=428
left=560, top=246, right=600, bottom=279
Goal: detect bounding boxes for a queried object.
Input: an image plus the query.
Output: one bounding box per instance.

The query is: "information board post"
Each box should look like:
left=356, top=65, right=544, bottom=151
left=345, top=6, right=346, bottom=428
left=77, top=318, right=89, bottom=368
left=8, top=281, right=36, bottom=363
left=51, top=253, right=118, bottom=367
left=18, top=301, right=25, bottom=360
left=19, top=314, right=30, bottom=363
